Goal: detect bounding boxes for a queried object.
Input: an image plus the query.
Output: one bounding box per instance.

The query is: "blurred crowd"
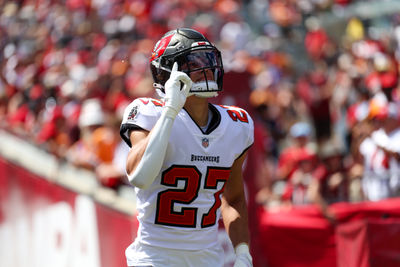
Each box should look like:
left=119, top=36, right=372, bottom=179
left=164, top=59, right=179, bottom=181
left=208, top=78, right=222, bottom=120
left=1, top=0, right=400, bottom=219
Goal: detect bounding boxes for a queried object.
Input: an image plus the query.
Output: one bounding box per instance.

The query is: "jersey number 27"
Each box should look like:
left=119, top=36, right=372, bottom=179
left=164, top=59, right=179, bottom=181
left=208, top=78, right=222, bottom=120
left=155, top=165, right=230, bottom=228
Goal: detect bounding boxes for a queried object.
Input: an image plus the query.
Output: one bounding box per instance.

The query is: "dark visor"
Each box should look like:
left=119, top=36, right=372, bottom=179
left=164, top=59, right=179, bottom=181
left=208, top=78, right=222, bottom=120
left=176, top=50, right=222, bottom=73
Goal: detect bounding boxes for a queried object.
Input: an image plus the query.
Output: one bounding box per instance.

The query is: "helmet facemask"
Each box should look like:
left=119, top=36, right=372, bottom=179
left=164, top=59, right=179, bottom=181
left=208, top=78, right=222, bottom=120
left=181, top=49, right=223, bottom=97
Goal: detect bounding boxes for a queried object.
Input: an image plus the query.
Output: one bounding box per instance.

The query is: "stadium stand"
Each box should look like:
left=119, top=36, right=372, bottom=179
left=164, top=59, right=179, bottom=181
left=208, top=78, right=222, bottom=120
left=2, top=0, right=400, bottom=266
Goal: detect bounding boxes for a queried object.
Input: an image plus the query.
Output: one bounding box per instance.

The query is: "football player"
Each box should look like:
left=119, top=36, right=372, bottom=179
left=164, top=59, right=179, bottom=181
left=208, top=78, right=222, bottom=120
left=120, top=28, right=254, bottom=267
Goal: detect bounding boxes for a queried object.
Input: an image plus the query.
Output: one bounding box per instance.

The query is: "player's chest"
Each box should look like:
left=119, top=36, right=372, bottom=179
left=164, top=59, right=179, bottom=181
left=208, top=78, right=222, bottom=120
left=166, top=122, right=238, bottom=166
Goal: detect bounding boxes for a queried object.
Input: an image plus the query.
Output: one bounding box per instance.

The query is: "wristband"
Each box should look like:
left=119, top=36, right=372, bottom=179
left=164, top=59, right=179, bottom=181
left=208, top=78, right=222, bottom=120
left=163, top=106, right=179, bottom=119
left=235, top=243, right=250, bottom=255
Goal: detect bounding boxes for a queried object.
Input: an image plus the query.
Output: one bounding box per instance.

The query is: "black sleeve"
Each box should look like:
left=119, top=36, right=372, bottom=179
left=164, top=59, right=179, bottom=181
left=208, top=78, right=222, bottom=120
left=119, top=124, right=147, bottom=148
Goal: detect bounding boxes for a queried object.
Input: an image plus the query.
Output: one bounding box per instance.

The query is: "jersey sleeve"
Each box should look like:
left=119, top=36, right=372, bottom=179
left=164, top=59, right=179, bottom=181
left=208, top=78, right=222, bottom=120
left=241, top=110, right=254, bottom=158
left=119, top=98, right=162, bottom=147
left=217, top=104, right=255, bottom=160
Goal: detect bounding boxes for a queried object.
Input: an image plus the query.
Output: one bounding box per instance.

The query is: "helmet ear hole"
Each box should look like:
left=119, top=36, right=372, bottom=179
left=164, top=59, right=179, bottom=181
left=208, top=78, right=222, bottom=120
left=162, top=58, right=174, bottom=70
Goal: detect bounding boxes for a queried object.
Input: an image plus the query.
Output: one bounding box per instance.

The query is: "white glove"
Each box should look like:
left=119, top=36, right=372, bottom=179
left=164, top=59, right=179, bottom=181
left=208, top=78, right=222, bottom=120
left=233, top=243, right=253, bottom=267
left=163, top=62, right=192, bottom=118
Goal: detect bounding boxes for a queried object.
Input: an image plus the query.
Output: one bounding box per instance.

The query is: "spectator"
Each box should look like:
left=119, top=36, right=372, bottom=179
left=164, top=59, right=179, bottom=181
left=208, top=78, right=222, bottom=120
left=304, top=17, right=331, bottom=61
left=307, top=139, right=350, bottom=222
left=95, top=115, right=130, bottom=190
left=66, top=98, right=108, bottom=170
left=257, top=121, right=317, bottom=206
left=358, top=101, right=400, bottom=201
left=281, top=149, right=318, bottom=205
left=313, top=139, right=350, bottom=205
left=276, top=121, right=316, bottom=181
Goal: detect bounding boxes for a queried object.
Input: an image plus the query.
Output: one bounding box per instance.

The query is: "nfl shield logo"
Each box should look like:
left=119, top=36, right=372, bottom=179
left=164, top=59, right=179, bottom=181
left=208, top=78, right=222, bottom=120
left=202, top=138, right=209, bottom=148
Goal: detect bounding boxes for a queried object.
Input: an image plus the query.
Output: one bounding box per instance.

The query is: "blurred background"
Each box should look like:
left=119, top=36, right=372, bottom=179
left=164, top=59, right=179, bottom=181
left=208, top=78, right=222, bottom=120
left=1, top=0, right=400, bottom=266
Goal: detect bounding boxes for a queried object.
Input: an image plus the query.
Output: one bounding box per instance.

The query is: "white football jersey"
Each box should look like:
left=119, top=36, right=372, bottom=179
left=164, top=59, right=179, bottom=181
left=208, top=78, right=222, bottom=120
left=387, top=128, right=400, bottom=192
left=359, top=128, right=400, bottom=201
left=120, top=97, right=254, bottom=250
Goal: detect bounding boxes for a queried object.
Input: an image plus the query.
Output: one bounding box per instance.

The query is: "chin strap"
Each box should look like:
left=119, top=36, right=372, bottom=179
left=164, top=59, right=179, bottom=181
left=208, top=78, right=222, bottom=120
left=155, top=82, right=220, bottom=99
left=192, top=91, right=219, bottom=98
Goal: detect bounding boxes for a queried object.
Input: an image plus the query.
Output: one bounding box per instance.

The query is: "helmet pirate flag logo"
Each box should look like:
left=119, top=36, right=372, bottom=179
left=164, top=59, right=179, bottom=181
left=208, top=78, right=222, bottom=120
left=202, top=137, right=209, bottom=148
left=150, top=33, right=174, bottom=62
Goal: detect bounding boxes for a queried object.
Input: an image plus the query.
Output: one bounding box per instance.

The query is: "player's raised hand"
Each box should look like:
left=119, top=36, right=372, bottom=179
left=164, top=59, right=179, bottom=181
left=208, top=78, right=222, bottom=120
left=163, top=62, right=192, bottom=118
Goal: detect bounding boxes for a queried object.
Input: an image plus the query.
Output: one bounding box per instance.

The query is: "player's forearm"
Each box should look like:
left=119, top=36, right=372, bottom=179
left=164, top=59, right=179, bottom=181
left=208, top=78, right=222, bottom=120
left=126, top=138, right=147, bottom=178
left=222, top=196, right=253, bottom=267
left=127, top=109, right=175, bottom=188
left=221, top=196, right=250, bottom=248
